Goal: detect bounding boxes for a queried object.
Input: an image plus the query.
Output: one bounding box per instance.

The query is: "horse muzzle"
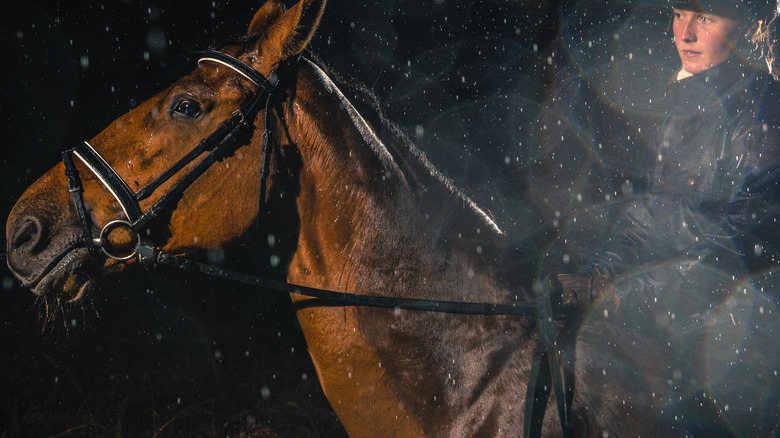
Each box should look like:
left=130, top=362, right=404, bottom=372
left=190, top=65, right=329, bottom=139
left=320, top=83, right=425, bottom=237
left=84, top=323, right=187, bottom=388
left=6, top=211, right=85, bottom=295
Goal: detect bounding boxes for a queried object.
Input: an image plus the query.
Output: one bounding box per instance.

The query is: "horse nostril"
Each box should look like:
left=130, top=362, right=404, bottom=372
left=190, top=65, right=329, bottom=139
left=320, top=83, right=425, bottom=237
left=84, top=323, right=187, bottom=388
left=11, top=216, right=45, bottom=254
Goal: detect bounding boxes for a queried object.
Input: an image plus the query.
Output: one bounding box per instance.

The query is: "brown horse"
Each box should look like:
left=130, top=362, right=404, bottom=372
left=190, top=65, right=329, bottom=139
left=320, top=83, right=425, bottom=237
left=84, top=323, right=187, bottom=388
left=6, top=1, right=779, bottom=437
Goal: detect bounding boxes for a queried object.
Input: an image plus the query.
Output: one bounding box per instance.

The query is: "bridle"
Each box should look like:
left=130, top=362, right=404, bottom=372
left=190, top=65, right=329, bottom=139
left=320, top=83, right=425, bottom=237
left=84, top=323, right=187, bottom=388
left=60, top=50, right=574, bottom=438
left=62, top=50, right=280, bottom=261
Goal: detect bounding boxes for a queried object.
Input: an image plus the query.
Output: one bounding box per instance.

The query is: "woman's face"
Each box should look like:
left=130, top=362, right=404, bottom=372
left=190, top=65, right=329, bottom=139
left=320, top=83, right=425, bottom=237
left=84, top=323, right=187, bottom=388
left=673, top=8, right=739, bottom=74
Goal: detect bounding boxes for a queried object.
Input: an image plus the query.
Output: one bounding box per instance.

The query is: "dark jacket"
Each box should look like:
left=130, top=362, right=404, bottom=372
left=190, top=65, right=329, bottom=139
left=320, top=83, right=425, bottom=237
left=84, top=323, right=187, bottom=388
left=580, top=57, right=780, bottom=283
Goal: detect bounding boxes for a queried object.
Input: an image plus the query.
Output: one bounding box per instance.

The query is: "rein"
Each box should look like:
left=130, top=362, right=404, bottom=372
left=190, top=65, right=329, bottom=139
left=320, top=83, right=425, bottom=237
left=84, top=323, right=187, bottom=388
left=60, top=50, right=573, bottom=438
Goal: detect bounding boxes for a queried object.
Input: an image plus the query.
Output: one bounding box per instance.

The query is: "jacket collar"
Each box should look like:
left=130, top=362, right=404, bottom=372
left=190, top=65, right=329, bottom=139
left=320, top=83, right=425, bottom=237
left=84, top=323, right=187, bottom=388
left=667, top=57, right=757, bottom=110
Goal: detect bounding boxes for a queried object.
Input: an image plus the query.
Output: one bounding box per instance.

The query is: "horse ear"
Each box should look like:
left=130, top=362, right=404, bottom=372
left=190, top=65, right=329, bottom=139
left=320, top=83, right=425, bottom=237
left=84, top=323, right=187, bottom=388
left=265, top=0, right=327, bottom=60
left=247, top=0, right=285, bottom=37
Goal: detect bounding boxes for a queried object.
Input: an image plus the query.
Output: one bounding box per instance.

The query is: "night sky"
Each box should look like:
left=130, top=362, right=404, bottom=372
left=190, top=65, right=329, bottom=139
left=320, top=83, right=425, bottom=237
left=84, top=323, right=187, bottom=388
left=1, top=1, right=677, bottom=436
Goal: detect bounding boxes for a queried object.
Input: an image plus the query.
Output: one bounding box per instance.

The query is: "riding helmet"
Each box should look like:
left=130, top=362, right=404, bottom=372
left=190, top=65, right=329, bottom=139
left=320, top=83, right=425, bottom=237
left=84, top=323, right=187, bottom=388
left=672, top=0, right=779, bottom=21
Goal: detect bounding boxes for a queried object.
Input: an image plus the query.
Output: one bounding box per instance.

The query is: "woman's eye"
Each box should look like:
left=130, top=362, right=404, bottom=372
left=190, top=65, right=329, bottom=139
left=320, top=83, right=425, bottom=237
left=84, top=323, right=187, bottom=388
left=173, top=99, right=202, bottom=118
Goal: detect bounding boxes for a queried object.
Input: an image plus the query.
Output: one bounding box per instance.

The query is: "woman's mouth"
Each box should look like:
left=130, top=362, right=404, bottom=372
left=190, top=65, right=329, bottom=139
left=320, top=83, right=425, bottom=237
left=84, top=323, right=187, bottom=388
left=681, top=49, right=701, bottom=59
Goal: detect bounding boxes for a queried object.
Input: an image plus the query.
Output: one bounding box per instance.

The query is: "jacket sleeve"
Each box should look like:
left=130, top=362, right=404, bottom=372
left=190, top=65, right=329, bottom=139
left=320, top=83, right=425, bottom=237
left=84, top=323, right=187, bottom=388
left=575, top=200, right=652, bottom=277
left=725, top=122, right=780, bottom=274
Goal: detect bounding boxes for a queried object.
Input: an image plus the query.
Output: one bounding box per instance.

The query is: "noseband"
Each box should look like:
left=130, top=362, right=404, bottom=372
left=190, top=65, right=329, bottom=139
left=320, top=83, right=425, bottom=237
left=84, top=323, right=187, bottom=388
left=59, top=51, right=573, bottom=438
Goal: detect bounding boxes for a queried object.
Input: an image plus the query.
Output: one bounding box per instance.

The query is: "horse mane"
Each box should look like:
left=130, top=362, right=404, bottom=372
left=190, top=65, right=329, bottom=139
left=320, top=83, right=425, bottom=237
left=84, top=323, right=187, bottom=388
left=307, top=55, right=537, bottom=291
left=306, top=54, right=504, bottom=236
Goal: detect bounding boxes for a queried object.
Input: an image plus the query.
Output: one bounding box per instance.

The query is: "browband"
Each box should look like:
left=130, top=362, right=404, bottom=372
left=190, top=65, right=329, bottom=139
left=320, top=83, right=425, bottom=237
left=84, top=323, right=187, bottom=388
left=197, top=51, right=270, bottom=88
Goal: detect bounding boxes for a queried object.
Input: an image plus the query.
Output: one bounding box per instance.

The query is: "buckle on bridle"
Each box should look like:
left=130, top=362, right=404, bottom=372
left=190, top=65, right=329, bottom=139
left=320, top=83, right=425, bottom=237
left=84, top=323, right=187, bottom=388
left=232, top=108, right=246, bottom=126
left=93, top=220, right=141, bottom=261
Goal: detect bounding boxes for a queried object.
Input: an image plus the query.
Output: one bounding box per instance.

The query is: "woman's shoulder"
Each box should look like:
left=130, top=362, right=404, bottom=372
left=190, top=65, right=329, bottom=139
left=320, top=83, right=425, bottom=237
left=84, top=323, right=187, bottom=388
left=720, top=62, right=780, bottom=121
left=752, top=70, right=780, bottom=123
left=743, top=69, right=780, bottom=159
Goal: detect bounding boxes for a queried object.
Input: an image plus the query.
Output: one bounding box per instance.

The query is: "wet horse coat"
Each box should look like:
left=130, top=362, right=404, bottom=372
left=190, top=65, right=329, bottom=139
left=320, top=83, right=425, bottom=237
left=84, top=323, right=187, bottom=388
left=6, top=0, right=779, bottom=436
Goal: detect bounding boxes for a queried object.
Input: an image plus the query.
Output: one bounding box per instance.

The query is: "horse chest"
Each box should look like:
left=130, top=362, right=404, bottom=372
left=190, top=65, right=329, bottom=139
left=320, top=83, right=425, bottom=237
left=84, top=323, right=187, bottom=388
left=292, top=303, right=425, bottom=437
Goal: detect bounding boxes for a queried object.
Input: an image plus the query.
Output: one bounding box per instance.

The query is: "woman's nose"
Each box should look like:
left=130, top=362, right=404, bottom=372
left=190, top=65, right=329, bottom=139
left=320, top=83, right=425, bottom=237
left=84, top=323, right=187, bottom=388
left=682, top=21, right=697, bottom=42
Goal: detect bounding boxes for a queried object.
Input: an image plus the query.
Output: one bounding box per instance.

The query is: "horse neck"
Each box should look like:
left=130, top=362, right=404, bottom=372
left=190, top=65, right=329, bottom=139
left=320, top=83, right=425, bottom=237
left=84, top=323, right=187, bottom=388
left=276, top=61, right=408, bottom=280
left=273, top=62, right=537, bottom=437
left=279, top=60, right=518, bottom=301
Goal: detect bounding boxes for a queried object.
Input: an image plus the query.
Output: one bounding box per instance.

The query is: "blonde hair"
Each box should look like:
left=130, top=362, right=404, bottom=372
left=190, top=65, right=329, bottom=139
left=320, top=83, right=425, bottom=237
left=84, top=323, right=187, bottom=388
left=747, top=15, right=778, bottom=76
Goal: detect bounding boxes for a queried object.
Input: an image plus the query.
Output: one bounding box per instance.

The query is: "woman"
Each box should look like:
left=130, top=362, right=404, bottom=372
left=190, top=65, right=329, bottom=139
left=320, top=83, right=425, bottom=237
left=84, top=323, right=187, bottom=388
left=548, top=3, right=780, bottom=434
left=558, top=0, right=780, bottom=310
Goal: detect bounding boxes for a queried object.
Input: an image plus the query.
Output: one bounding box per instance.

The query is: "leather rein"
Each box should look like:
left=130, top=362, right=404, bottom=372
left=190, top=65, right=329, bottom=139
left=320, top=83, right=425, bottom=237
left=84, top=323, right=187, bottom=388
left=60, top=50, right=574, bottom=438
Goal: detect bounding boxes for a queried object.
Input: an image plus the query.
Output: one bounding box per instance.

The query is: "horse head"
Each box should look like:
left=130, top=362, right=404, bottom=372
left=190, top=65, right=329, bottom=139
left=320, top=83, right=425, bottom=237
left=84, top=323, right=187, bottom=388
left=5, top=0, right=329, bottom=300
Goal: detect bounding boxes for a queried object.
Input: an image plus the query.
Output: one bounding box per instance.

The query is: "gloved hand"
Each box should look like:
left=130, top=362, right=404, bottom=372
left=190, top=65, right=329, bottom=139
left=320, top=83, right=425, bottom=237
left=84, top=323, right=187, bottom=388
left=555, top=273, right=617, bottom=311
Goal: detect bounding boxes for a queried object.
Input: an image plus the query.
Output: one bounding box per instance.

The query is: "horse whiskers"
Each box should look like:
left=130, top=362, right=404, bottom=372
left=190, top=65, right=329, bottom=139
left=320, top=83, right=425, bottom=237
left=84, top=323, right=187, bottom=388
left=35, top=280, right=101, bottom=336
left=36, top=295, right=64, bottom=334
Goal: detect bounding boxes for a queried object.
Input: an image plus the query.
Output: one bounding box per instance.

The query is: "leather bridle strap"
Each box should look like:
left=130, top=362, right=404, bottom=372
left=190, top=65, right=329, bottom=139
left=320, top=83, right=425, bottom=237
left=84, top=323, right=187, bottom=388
left=134, top=243, right=539, bottom=316
left=133, top=53, right=274, bottom=204
left=62, top=150, right=102, bottom=258
left=523, top=278, right=574, bottom=438
left=131, top=51, right=276, bottom=232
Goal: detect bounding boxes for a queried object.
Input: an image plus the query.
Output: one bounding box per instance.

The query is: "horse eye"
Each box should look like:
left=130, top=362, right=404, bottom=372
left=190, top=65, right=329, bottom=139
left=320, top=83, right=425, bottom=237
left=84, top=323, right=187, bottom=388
left=173, top=99, right=202, bottom=118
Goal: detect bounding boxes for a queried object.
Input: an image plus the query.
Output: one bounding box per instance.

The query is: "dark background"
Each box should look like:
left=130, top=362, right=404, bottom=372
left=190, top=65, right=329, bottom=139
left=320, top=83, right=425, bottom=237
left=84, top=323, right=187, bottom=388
left=1, top=1, right=674, bottom=436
